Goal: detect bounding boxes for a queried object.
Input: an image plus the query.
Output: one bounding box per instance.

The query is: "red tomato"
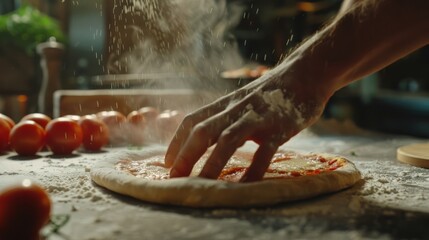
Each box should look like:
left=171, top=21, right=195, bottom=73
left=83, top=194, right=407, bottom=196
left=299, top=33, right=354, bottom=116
left=0, top=113, right=15, bottom=129
left=0, top=119, right=11, bottom=152
left=10, top=120, right=45, bottom=156
left=137, top=107, right=160, bottom=143
left=79, top=115, right=109, bottom=151
left=126, top=111, right=147, bottom=145
left=62, top=115, right=82, bottom=123
left=127, top=110, right=146, bottom=126
left=156, top=110, right=184, bottom=142
left=45, top=117, right=83, bottom=155
left=138, top=106, right=159, bottom=123
left=21, top=113, right=52, bottom=129
left=0, top=179, right=51, bottom=240
left=97, top=111, right=127, bottom=145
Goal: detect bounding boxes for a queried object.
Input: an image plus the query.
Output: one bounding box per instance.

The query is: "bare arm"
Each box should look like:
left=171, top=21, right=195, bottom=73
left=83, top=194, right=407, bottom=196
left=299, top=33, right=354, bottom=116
left=296, top=0, right=429, bottom=93
left=338, top=0, right=355, bottom=15
left=166, top=0, right=429, bottom=181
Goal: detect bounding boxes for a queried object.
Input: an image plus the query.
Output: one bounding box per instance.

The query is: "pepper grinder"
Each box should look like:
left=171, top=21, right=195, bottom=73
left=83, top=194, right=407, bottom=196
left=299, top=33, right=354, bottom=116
left=37, top=37, right=64, bottom=118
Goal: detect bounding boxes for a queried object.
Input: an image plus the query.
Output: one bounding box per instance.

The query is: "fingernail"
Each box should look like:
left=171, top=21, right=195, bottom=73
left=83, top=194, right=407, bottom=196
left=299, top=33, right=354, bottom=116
left=164, top=154, right=173, bottom=167
left=170, top=168, right=180, bottom=178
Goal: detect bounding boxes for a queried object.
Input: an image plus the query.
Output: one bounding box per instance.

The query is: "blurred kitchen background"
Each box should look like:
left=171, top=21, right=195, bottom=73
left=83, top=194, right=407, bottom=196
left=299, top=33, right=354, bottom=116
left=0, top=0, right=428, bottom=137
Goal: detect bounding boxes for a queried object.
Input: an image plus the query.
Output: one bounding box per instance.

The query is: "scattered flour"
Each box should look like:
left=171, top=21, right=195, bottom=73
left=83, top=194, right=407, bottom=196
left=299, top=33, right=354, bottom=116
left=1, top=126, right=428, bottom=239
left=353, top=159, right=429, bottom=212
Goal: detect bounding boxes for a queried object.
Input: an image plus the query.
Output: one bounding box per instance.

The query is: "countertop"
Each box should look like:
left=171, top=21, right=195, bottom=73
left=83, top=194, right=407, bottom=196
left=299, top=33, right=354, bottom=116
left=1, top=119, right=428, bottom=240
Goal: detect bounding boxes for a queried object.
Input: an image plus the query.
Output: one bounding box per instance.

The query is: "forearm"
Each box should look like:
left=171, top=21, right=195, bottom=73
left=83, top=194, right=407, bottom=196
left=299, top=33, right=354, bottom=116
left=337, top=0, right=355, bottom=16
left=282, top=0, right=429, bottom=99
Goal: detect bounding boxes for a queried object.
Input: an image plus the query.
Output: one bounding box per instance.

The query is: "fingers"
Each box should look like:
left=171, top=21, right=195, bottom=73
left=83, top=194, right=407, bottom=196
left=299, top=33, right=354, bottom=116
left=169, top=114, right=234, bottom=178
left=170, top=107, right=261, bottom=178
left=167, top=88, right=282, bottom=179
left=165, top=114, right=199, bottom=167
left=198, top=119, right=255, bottom=179
left=168, top=125, right=212, bottom=178
left=165, top=100, right=229, bottom=167
left=165, top=90, right=252, bottom=167
left=240, top=143, right=279, bottom=182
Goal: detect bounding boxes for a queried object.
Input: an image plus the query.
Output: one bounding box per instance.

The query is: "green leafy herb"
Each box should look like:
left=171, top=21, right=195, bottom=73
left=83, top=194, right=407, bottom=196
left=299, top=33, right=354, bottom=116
left=0, top=5, right=66, bottom=55
left=42, top=214, right=70, bottom=238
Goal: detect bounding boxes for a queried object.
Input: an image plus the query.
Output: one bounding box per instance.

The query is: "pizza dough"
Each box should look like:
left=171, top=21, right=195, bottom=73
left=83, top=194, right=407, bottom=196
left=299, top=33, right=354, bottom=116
left=90, top=146, right=361, bottom=208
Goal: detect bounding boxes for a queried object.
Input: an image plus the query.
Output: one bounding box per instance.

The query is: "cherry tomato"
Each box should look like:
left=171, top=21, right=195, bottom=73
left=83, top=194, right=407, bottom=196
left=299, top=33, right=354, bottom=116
left=62, top=115, right=82, bottom=123
left=138, top=106, right=159, bottom=123
left=0, top=119, right=11, bottom=152
left=136, top=107, right=160, bottom=142
left=10, top=120, right=45, bottom=156
left=21, top=113, right=52, bottom=129
left=156, top=110, right=184, bottom=142
left=126, top=111, right=147, bottom=145
left=45, top=117, right=83, bottom=155
left=79, top=115, right=109, bottom=151
left=0, top=179, right=51, bottom=240
left=97, top=111, right=127, bottom=145
left=127, top=110, right=147, bottom=126
left=0, top=113, right=15, bottom=151
left=0, top=113, right=15, bottom=129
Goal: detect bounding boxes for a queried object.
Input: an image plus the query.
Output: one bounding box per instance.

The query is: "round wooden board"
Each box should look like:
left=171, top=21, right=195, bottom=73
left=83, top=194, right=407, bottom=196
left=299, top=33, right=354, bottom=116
left=397, top=142, right=429, bottom=168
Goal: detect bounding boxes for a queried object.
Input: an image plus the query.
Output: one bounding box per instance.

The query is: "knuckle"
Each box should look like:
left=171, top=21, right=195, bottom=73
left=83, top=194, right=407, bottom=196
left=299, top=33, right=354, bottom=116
left=217, top=131, right=232, bottom=146
left=219, top=129, right=234, bottom=140
left=217, top=130, right=243, bottom=148
left=191, top=123, right=211, bottom=139
left=181, top=114, right=195, bottom=127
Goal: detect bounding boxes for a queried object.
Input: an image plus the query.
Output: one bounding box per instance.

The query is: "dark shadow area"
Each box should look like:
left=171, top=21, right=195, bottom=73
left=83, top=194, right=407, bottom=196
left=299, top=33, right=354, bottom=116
left=46, top=153, right=81, bottom=159
left=0, top=151, right=10, bottom=157
left=7, top=154, right=43, bottom=161
left=77, top=149, right=108, bottom=154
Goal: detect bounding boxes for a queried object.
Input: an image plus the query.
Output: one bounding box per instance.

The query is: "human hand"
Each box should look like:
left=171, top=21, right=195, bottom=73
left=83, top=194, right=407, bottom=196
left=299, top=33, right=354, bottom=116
left=165, top=66, right=330, bottom=182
